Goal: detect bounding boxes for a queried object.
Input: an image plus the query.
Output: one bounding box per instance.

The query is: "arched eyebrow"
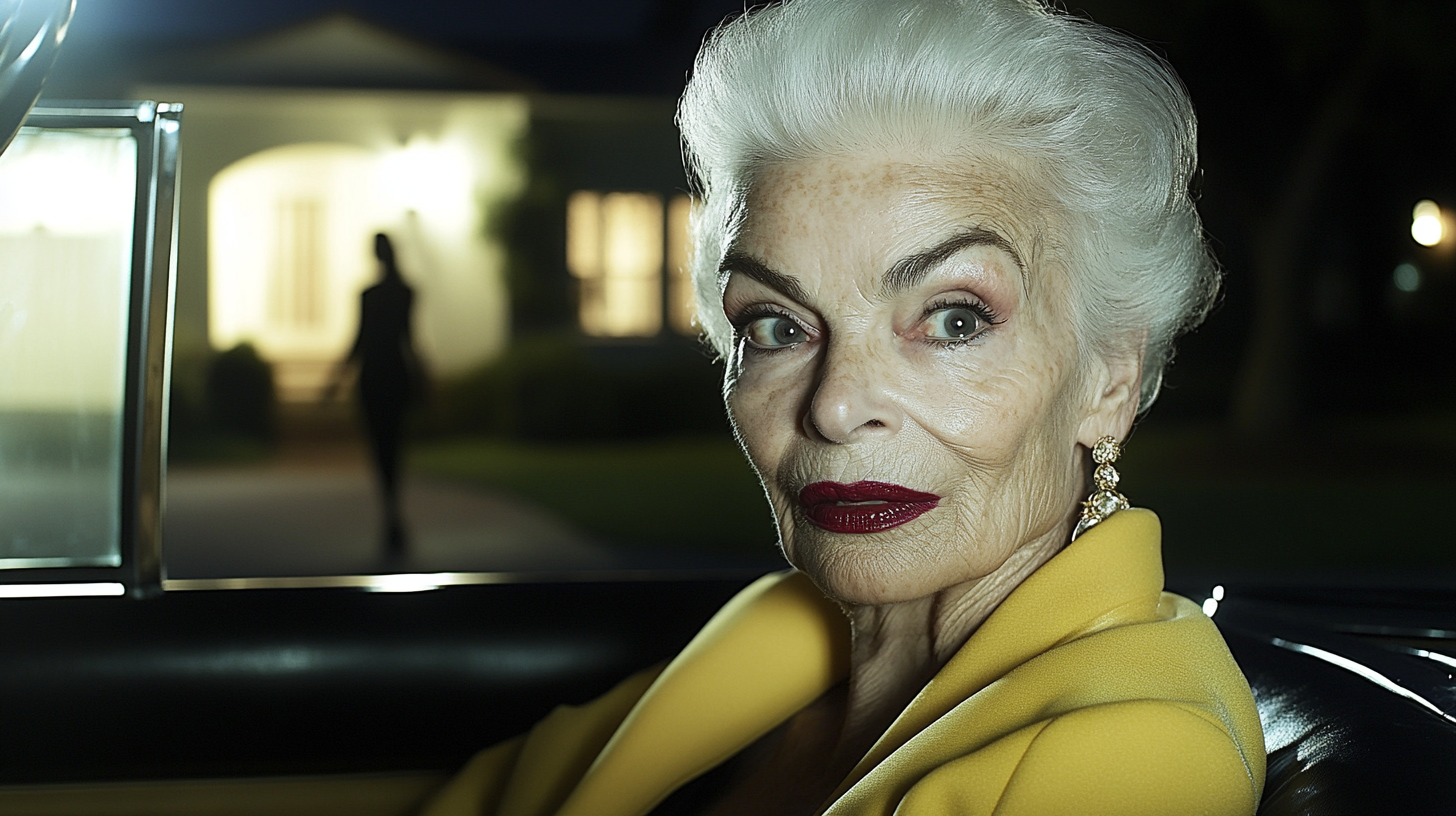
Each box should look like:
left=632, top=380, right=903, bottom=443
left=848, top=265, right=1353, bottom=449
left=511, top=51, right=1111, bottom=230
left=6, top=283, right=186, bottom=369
left=718, top=226, right=1025, bottom=305
left=881, top=227, right=1026, bottom=298
left=719, top=252, right=811, bottom=303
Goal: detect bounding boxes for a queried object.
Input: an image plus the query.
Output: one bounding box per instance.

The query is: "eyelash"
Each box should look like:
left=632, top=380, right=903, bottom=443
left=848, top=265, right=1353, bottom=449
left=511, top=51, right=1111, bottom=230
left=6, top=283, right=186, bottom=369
left=921, top=297, right=1004, bottom=346
left=730, top=305, right=808, bottom=352
left=727, top=297, right=1004, bottom=352
left=733, top=304, right=792, bottom=323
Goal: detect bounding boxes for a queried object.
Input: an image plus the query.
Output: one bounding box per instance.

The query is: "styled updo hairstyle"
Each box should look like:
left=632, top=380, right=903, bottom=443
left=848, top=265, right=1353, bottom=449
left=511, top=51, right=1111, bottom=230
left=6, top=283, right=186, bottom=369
left=677, top=0, right=1218, bottom=410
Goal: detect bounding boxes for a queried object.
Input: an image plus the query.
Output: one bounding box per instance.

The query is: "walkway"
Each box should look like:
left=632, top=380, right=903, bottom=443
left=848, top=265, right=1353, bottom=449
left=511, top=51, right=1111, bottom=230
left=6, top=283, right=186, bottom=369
left=164, top=458, right=616, bottom=579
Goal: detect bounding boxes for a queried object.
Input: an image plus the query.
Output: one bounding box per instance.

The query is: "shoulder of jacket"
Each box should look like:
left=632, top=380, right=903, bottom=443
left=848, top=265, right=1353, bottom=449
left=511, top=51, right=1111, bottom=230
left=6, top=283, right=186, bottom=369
left=900, top=700, right=1259, bottom=816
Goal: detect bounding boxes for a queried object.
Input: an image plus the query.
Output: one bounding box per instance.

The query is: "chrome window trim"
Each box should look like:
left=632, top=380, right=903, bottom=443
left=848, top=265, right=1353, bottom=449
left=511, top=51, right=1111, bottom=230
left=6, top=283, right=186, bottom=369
left=0, top=101, right=181, bottom=597
left=161, top=568, right=773, bottom=593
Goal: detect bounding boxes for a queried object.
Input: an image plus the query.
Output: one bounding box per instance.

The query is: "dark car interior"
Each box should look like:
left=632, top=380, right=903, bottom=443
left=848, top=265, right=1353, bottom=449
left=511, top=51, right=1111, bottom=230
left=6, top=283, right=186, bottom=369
left=1, top=578, right=1455, bottom=814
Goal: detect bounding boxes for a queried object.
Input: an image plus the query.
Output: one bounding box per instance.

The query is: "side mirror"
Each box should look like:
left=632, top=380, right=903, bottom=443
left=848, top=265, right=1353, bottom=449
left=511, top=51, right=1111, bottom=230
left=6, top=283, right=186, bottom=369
left=0, top=0, right=73, bottom=155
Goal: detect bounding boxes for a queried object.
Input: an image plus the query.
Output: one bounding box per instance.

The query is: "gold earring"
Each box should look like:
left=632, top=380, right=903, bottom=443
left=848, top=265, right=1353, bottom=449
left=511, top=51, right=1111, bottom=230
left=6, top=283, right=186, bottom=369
left=1072, top=436, right=1129, bottom=541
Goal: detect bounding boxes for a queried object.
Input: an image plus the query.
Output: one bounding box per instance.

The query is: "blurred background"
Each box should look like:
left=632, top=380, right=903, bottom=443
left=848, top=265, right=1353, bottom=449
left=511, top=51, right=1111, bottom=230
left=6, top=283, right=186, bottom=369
left=32, top=0, right=1456, bottom=583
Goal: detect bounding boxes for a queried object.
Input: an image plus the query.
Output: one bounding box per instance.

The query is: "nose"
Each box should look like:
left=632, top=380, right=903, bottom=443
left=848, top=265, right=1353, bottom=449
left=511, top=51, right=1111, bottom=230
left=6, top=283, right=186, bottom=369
left=804, top=339, right=903, bottom=443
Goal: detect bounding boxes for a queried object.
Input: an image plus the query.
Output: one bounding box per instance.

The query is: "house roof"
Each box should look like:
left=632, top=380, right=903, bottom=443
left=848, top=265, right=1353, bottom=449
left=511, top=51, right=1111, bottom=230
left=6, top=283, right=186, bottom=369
left=143, top=12, right=537, bottom=92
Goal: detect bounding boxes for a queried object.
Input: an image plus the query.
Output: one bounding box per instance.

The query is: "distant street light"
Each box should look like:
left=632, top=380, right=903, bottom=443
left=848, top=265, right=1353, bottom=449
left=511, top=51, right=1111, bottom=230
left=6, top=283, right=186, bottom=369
left=1411, top=199, right=1444, bottom=247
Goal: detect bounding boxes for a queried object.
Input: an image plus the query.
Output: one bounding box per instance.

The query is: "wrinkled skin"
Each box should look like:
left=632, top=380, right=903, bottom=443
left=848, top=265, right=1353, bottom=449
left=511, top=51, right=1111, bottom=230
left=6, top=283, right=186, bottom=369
left=714, top=153, right=1143, bottom=797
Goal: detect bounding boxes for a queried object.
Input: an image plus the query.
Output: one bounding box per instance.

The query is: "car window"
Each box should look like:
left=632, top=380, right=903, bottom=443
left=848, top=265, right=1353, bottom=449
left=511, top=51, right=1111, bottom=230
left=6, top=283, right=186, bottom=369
left=149, top=90, right=782, bottom=588
left=0, top=102, right=179, bottom=596
left=6, top=2, right=1456, bottom=596
left=0, top=127, right=135, bottom=570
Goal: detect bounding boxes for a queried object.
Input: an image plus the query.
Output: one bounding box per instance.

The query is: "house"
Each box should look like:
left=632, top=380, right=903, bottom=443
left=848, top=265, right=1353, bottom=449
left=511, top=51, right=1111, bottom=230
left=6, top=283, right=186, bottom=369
left=100, top=14, right=696, bottom=403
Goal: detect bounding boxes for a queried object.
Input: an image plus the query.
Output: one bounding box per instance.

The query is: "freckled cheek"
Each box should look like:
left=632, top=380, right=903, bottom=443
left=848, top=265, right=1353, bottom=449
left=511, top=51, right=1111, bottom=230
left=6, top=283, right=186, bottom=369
left=726, top=365, right=806, bottom=485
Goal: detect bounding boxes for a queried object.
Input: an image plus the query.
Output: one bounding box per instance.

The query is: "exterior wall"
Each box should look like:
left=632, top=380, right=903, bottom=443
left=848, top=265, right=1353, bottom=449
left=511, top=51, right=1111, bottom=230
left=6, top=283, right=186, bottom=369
left=133, top=85, right=528, bottom=396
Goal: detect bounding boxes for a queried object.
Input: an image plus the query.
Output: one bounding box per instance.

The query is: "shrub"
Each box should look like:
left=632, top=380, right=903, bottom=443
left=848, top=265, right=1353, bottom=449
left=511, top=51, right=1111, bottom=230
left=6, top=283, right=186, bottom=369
left=426, top=335, right=729, bottom=442
left=204, top=343, right=276, bottom=443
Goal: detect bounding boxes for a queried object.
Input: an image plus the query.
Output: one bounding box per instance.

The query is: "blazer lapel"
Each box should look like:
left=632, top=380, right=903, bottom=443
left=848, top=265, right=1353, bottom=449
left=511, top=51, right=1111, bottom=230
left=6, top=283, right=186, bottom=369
left=550, top=510, right=1164, bottom=816
left=827, top=509, right=1166, bottom=811
left=554, top=570, right=851, bottom=816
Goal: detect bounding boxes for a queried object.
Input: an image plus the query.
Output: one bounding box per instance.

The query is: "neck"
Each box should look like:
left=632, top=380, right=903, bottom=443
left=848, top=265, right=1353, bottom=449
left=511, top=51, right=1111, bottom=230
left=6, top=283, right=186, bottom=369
left=832, top=521, right=1068, bottom=758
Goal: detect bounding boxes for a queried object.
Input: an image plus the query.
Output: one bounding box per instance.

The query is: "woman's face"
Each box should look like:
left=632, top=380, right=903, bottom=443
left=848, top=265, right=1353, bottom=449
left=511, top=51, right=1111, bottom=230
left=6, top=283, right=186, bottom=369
left=722, top=153, right=1131, bottom=606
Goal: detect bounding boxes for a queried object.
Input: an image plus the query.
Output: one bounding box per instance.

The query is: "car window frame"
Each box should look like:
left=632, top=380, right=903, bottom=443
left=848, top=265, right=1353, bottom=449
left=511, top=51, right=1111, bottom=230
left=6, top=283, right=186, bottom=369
left=0, top=101, right=180, bottom=597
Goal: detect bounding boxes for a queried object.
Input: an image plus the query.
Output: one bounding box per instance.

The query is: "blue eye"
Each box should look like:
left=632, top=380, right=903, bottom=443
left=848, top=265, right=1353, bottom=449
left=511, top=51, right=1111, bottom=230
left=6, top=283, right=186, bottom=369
left=743, top=314, right=807, bottom=348
left=923, top=305, right=986, bottom=341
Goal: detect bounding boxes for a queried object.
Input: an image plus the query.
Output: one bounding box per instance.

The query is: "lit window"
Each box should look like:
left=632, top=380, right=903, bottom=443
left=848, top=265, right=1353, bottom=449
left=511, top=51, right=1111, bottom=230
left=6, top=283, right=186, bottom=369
left=566, top=191, right=664, bottom=337
left=270, top=197, right=327, bottom=330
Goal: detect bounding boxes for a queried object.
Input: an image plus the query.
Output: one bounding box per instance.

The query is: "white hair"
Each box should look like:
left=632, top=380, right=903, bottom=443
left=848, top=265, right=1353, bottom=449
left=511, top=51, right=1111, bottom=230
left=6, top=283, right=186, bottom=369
left=677, top=0, right=1219, bottom=409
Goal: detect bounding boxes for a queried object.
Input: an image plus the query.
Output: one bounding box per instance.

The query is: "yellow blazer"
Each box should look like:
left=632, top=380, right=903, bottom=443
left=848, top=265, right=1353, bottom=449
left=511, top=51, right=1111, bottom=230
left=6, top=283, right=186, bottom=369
left=423, top=509, right=1266, bottom=816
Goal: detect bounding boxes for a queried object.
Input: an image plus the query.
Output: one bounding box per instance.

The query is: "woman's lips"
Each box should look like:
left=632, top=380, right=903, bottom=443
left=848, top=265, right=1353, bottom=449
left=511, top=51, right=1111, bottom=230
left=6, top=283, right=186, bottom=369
left=797, top=481, right=941, bottom=534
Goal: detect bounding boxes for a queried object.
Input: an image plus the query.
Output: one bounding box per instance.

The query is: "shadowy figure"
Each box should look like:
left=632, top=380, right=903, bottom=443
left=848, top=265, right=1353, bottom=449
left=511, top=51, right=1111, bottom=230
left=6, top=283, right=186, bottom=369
left=335, top=233, right=423, bottom=562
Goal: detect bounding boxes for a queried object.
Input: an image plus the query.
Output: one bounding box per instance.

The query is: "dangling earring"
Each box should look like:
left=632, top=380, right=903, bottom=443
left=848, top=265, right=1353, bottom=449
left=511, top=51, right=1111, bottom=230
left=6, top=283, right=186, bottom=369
left=1072, top=436, right=1129, bottom=541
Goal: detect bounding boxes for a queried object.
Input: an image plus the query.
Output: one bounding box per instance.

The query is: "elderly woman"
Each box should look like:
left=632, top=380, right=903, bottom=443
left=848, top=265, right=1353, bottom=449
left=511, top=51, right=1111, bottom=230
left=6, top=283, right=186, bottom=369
left=425, top=1, right=1264, bottom=814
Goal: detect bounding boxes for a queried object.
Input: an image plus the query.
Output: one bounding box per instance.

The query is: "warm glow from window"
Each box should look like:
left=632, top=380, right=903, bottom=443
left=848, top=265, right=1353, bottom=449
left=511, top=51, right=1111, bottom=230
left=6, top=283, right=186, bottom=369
left=1412, top=199, right=1444, bottom=247
left=566, top=191, right=602, bottom=280
left=667, top=194, right=699, bottom=335
left=272, top=197, right=327, bottom=330
left=209, top=143, right=380, bottom=400
left=567, top=191, right=664, bottom=337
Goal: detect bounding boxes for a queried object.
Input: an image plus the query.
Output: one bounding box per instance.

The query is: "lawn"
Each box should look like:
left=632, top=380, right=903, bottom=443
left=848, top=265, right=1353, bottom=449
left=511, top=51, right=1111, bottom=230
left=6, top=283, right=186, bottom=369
left=411, top=424, right=1456, bottom=579
left=1120, top=421, right=1456, bottom=578
left=411, top=437, right=781, bottom=557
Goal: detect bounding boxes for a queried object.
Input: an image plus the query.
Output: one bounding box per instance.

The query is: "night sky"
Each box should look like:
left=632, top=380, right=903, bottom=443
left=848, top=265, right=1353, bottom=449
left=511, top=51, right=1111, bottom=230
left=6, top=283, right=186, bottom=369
left=69, top=0, right=745, bottom=43
left=58, top=0, right=755, bottom=96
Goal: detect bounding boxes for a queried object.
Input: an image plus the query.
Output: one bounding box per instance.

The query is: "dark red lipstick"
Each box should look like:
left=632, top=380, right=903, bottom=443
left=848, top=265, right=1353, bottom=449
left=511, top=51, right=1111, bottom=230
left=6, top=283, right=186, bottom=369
left=797, top=481, right=940, bottom=534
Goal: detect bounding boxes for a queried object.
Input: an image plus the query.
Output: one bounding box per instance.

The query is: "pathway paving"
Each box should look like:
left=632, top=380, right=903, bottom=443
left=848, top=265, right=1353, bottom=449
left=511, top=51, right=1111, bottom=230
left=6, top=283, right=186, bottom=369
left=164, top=461, right=617, bottom=579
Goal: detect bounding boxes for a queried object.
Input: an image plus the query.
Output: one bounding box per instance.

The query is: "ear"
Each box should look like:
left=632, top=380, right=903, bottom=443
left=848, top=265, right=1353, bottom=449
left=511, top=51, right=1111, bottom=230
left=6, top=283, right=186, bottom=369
left=1075, top=346, right=1144, bottom=449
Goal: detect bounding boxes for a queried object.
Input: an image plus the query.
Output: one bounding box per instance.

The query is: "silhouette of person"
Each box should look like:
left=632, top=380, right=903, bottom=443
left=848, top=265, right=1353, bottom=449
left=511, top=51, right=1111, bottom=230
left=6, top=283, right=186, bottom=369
left=336, top=233, right=423, bottom=561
